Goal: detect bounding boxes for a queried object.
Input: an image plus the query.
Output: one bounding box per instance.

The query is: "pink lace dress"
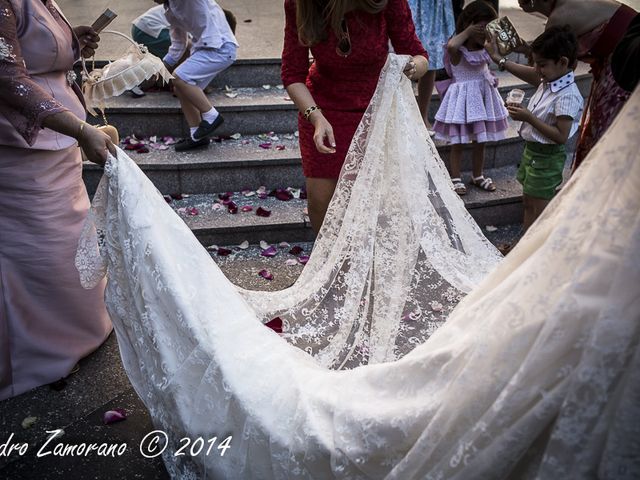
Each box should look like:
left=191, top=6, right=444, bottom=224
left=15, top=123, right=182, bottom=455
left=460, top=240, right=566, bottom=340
left=433, top=46, right=508, bottom=144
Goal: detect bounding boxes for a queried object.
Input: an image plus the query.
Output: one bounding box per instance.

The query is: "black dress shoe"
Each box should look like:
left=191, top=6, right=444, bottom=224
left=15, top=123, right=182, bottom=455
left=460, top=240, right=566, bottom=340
left=174, top=137, right=210, bottom=152
left=193, top=114, right=224, bottom=140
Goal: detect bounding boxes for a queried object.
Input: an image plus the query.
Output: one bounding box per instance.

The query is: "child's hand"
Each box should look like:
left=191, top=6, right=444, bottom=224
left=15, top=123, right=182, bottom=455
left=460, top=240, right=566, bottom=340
left=507, top=105, right=533, bottom=122
left=484, top=34, right=502, bottom=63
left=466, top=23, right=486, bottom=39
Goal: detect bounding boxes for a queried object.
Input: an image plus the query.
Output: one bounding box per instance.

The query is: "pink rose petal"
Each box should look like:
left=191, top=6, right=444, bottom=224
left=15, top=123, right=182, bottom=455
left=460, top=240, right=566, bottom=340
left=256, top=207, right=271, bottom=217
left=186, top=207, right=199, bottom=216
left=298, top=255, right=310, bottom=265
left=258, top=269, right=273, bottom=280
left=259, top=142, right=272, bottom=149
left=241, top=205, right=253, bottom=212
left=260, top=245, right=278, bottom=257
left=275, top=145, right=286, bottom=151
left=103, top=408, right=127, bottom=425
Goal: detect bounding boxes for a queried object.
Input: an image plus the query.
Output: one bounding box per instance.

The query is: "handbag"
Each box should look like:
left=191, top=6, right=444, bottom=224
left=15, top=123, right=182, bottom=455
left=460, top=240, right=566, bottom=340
left=486, top=17, right=525, bottom=56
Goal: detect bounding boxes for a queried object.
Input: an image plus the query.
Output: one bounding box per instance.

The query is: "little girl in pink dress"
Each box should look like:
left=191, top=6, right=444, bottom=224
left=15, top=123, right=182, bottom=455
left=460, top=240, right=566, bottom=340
left=433, top=1, right=508, bottom=195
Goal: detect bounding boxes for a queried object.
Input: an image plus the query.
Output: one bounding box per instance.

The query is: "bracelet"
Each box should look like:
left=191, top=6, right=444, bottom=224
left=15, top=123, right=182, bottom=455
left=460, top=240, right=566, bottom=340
left=498, top=57, right=508, bottom=72
left=77, top=121, right=87, bottom=139
left=303, top=105, right=321, bottom=121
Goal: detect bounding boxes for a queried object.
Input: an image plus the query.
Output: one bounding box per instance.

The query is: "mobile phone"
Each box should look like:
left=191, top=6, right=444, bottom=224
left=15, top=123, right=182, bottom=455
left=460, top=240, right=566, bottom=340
left=90, top=9, right=117, bottom=33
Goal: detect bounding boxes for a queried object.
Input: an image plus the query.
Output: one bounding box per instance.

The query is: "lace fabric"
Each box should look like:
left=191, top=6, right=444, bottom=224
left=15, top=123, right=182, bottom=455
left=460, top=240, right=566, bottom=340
left=76, top=55, right=640, bottom=479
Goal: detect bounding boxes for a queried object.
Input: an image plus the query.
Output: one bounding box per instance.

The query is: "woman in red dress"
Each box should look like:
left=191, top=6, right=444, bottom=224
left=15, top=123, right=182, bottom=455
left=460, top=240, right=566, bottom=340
left=282, top=0, right=429, bottom=232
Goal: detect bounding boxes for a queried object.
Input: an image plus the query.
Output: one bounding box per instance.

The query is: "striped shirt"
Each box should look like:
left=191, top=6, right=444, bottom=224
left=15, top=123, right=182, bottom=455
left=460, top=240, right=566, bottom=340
left=520, top=71, right=584, bottom=144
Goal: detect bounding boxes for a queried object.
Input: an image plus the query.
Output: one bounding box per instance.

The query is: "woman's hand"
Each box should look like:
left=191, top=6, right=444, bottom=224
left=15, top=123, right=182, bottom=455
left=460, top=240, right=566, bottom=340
left=78, top=124, right=116, bottom=166
left=309, top=111, right=336, bottom=154
left=403, top=55, right=429, bottom=80
left=73, top=26, right=100, bottom=58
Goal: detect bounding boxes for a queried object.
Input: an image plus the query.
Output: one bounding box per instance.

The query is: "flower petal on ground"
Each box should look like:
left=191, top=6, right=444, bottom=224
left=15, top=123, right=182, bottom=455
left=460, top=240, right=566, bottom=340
left=217, top=247, right=232, bottom=256
left=261, top=246, right=278, bottom=257
left=298, top=255, right=310, bottom=264
left=241, top=205, right=253, bottom=212
left=238, top=240, right=249, bottom=249
left=256, top=207, right=271, bottom=217
left=265, top=317, right=283, bottom=332
left=289, top=245, right=304, bottom=255
left=103, top=409, right=127, bottom=425
left=258, top=269, right=273, bottom=280
left=259, top=240, right=270, bottom=250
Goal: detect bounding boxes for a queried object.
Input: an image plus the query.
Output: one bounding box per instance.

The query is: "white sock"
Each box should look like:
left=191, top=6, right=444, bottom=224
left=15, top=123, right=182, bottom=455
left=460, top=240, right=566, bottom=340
left=190, top=127, right=198, bottom=141
left=202, top=107, right=219, bottom=124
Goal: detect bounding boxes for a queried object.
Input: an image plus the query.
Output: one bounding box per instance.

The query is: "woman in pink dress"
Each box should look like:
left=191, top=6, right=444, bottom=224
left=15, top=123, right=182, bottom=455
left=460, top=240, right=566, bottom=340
left=0, top=0, right=115, bottom=400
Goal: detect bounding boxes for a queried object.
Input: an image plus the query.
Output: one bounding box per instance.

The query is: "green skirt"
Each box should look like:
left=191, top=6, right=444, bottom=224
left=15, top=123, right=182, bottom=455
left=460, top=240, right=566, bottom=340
left=517, top=142, right=566, bottom=200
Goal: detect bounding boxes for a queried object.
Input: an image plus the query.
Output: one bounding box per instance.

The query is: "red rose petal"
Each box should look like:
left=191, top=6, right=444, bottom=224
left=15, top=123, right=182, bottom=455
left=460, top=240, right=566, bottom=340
left=288, top=245, right=304, bottom=255
left=265, top=317, right=283, bottom=333
left=298, top=255, right=310, bottom=264
left=170, top=193, right=183, bottom=200
left=256, top=207, right=271, bottom=217
left=258, top=142, right=272, bottom=149
left=241, top=205, right=253, bottom=212
left=186, top=207, right=199, bottom=216
left=217, top=247, right=232, bottom=256
left=227, top=201, right=238, bottom=214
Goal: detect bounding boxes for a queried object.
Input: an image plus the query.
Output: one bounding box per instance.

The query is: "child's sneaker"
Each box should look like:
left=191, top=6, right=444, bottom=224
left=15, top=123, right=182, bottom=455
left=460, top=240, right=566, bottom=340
left=175, top=137, right=210, bottom=152
left=193, top=114, right=224, bottom=140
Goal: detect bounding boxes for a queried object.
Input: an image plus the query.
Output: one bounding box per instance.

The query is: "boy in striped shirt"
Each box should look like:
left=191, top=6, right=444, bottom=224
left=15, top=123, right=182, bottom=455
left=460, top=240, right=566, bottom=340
left=488, top=26, right=584, bottom=231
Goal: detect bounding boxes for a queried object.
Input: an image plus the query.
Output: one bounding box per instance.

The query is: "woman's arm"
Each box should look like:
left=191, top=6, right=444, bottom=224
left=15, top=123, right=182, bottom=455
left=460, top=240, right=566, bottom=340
left=385, top=0, right=430, bottom=77
left=286, top=83, right=336, bottom=154
left=0, top=0, right=114, bottom=164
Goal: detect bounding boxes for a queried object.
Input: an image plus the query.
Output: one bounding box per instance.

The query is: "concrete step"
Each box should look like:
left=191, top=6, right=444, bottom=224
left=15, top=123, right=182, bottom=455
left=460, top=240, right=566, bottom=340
left=93, top=69, right=592, bottom=138
left=82, top=129, right=525, bottom=195
left=76, top=58, right=284, bottom=89
left=159, top=165, right=523, bottom=246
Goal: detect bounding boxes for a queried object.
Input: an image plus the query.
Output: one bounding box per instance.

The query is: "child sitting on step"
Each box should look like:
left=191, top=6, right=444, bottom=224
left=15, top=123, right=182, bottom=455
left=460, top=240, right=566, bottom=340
left=487, top=26, right=583, bottom=231
left=433, top=1, right=509, bottom=196
left=156, top=0, right=239, bottom=152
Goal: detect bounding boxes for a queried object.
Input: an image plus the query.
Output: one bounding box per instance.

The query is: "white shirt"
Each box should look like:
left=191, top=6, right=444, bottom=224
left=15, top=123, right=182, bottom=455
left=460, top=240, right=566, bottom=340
left=132, top=5, right=169, bottom=39
left=163, top=0, right=239, bottom=66
left=520, top=71, right=584, bottom=144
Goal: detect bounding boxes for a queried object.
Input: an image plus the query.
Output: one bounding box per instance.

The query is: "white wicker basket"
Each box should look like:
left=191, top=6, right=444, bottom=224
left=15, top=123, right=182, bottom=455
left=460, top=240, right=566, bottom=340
left=82, top=30, right=173, bottom=117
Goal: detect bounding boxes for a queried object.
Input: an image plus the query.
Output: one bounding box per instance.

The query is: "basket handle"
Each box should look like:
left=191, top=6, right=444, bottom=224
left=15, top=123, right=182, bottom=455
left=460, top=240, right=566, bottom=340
left=80, top=30, right=145, bottom=78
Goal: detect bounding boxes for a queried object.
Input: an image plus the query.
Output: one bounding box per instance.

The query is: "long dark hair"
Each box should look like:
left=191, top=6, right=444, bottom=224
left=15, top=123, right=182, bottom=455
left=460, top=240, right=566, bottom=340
left=456, top=0, right=498, bottom=34
left=295, top=0, right=388, bottom=46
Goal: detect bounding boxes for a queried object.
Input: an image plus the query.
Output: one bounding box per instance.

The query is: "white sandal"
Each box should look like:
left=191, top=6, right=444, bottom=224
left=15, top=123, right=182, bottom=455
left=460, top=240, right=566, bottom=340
left=471, top=175, right=496, bottom=192
left=451, top=177, right=467, bottom=195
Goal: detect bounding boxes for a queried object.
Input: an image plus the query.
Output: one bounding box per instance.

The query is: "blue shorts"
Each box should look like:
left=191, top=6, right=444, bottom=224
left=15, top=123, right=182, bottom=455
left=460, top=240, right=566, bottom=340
left=174, top=42, right=237, bottom=89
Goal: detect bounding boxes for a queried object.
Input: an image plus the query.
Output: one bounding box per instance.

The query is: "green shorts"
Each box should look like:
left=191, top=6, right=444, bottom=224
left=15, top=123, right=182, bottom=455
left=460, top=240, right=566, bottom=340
left=517, top=142, right=566, bottom=200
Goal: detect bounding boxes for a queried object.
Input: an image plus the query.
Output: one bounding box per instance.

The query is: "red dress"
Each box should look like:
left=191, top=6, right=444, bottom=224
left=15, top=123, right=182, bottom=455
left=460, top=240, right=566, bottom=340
left=281, top=0, right=428, bottom=179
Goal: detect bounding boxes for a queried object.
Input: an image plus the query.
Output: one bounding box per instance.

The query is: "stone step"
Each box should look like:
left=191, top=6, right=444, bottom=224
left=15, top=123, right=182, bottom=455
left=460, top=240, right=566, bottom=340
left=82, top=129, right=525, bottom=195
left=76, top=58, right=284, bottom=89
left=158, top=165, right=523, bottom=246
left=92, top=70, right=592, bottom=138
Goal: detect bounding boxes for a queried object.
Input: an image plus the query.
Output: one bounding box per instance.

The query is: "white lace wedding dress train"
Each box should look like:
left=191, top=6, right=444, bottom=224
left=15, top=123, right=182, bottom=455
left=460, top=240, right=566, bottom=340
left=76, top=55, right=640, bottom=479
